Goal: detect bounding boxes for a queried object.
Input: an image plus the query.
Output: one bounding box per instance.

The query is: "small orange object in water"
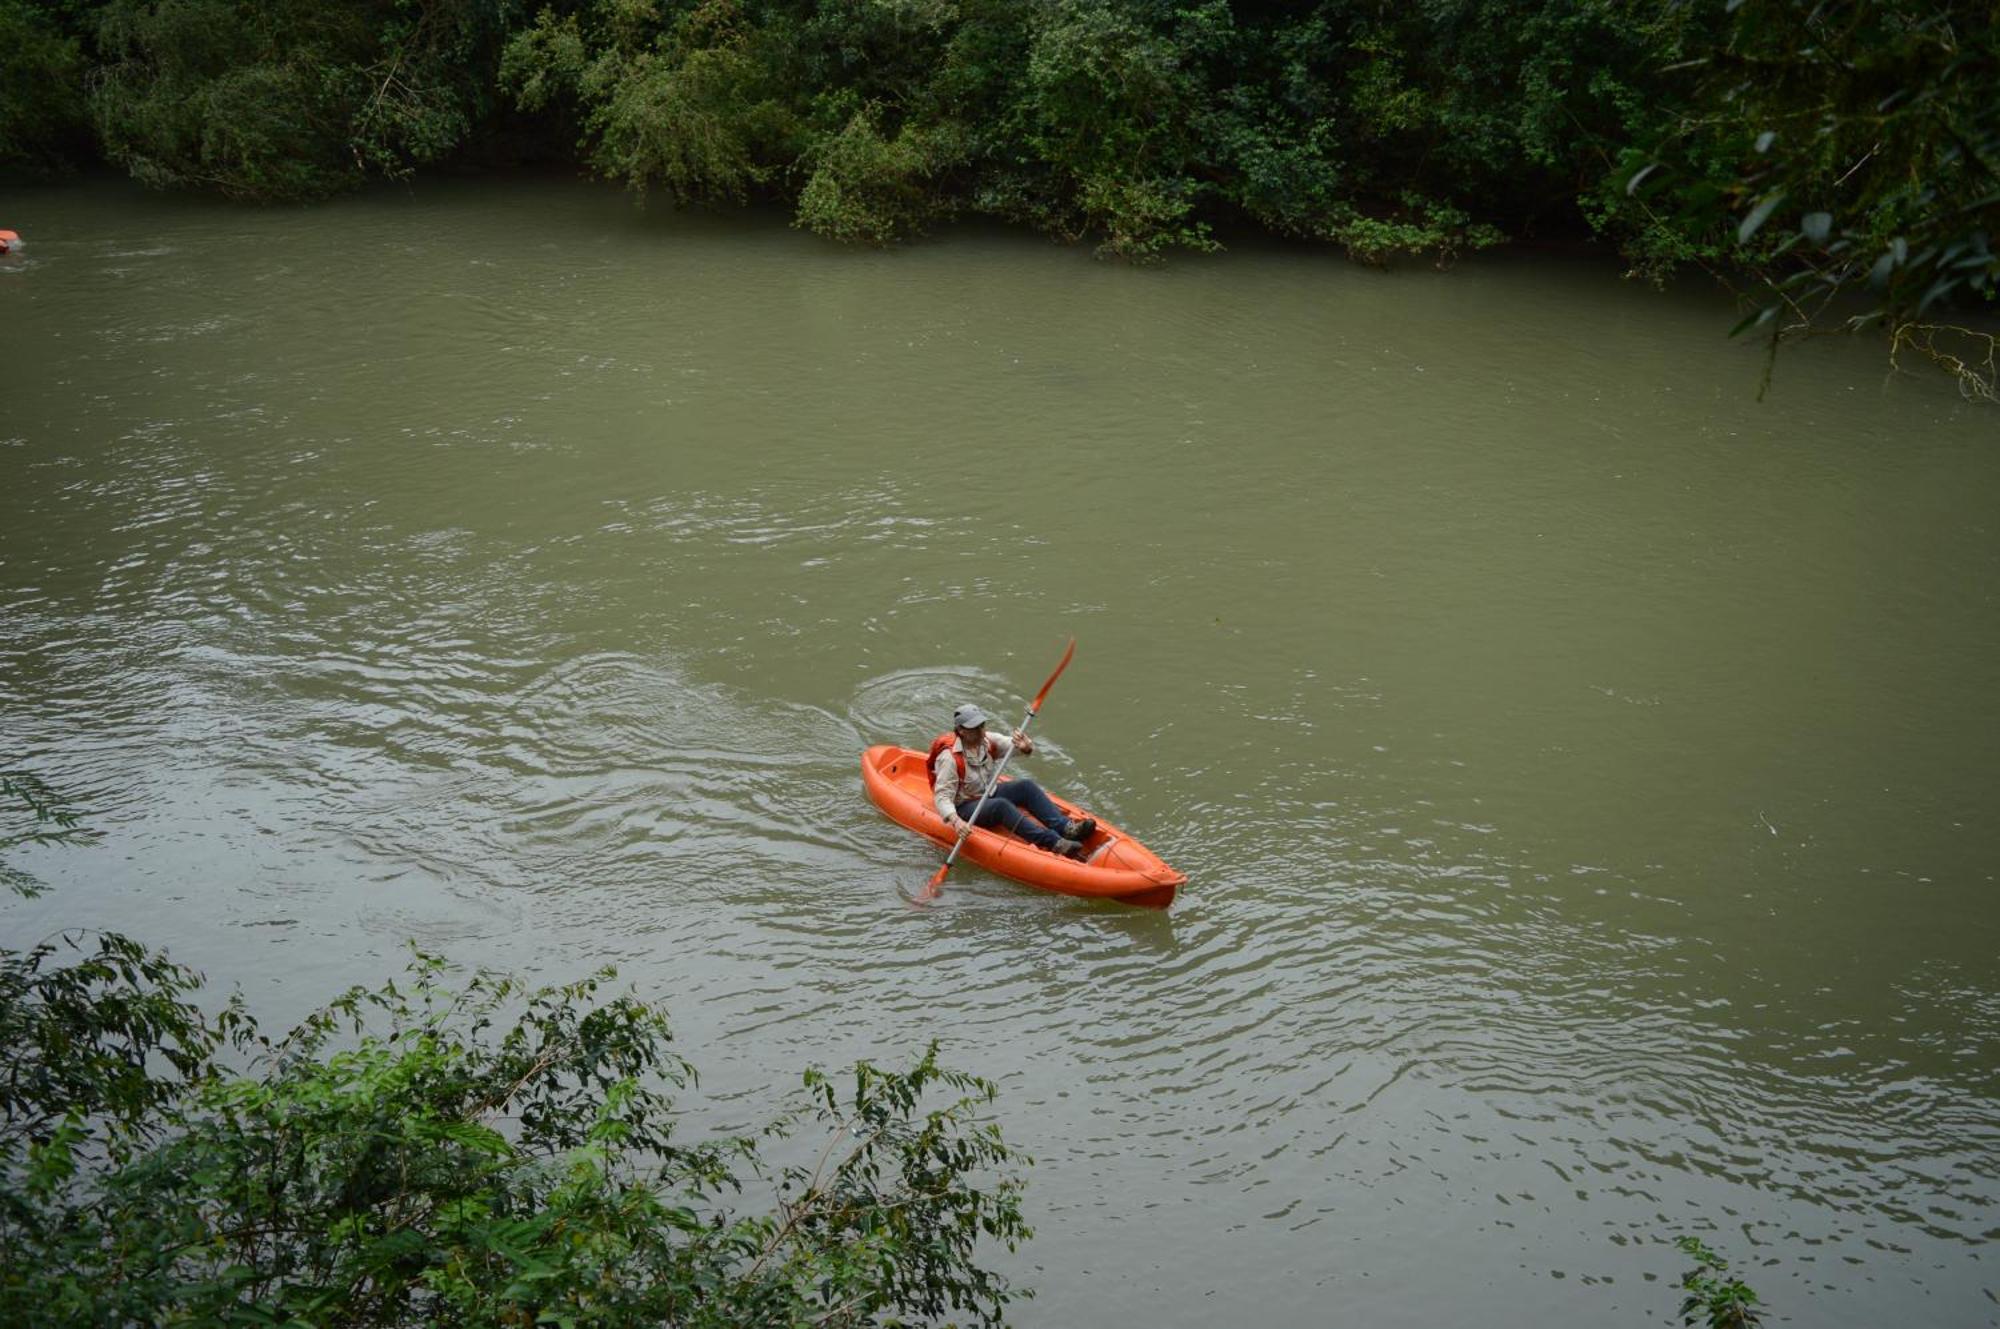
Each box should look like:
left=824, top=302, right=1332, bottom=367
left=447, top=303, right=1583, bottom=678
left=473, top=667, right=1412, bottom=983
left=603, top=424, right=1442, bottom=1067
left=0, top=230, right=19, bottom=253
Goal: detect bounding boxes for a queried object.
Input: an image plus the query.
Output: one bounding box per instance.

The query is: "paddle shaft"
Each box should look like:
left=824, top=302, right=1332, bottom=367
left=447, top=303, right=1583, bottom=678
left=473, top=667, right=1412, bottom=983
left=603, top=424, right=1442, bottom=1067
left=924, top=638, right=1075, bottom=894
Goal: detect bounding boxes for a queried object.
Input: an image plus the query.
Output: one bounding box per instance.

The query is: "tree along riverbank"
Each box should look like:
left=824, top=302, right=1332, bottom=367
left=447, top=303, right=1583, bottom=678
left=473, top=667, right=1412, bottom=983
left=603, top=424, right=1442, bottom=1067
left=3, top=0, right=1995, bottom=385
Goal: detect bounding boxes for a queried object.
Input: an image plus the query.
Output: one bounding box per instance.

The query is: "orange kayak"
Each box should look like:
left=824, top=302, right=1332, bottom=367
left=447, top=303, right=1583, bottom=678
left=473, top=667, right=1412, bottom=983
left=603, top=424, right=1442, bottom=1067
left=861, top=745, right=1184, bottom=909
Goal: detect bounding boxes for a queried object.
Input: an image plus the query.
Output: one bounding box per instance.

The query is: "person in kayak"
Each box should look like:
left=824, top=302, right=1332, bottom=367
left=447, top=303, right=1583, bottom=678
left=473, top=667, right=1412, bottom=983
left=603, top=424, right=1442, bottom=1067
left=931, top=703, right=1096, bottom=859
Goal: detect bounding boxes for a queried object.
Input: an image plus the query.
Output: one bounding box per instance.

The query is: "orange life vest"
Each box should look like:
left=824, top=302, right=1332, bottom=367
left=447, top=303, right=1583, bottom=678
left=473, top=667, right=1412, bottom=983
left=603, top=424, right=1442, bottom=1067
left=926, top=732, right=998, bottom=792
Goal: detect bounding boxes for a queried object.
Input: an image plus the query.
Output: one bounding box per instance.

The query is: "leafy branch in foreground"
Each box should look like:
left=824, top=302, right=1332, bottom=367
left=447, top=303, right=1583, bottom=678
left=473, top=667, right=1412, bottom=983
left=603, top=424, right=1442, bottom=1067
left=1676, top=1235, right=1765, bottom=1329
left=0, top=950, right=1032, bottom=1327
left=1615, top=0, right=1998, bottom=390
left=2, top=770, right=101, bottom=897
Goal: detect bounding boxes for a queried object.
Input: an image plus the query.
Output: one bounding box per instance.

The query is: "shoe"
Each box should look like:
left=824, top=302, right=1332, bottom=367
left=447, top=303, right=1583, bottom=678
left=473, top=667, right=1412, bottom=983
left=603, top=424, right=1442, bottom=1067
left=1052, top=837, right=1086, bottom=859
left=1064, top=817, right=1097, bottom=842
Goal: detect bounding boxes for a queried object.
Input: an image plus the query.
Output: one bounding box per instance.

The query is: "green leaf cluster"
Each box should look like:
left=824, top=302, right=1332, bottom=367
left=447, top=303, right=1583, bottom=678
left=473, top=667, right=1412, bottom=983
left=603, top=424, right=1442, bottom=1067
left=1612, top=0, right=1999, bottom=336
left=0, top=948, right=1032, bottom=1327
left=86, top=0, right=512, bottom=201
left=1, top=770, right=102, bottom=899
left=492, top=0, right=1673, bottom=261
left=1675, top=1235, right=1765, bottom=1329
left=0, top=1, right=93, bottom=177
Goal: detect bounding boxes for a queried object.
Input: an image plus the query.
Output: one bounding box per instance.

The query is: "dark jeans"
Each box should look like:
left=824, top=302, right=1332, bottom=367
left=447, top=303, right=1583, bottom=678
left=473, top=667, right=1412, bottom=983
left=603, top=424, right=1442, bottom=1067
left=957, top=778, right=1072, bottom=850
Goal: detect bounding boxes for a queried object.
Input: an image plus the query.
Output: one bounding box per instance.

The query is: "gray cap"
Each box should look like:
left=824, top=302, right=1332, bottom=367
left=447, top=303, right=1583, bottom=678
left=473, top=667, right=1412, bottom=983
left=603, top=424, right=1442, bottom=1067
left=952, top=703, right=989, bottom=729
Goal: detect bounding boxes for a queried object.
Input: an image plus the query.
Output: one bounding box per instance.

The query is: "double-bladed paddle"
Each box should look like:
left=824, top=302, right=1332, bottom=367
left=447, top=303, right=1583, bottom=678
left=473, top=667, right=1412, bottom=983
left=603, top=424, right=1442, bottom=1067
left=916, top=637, right=1076, bottom=903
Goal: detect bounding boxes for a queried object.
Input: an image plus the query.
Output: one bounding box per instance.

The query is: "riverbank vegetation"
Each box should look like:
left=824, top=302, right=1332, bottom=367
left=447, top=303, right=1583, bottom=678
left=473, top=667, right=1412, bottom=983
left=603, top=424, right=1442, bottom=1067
left=3, top=0, right=1995, bottom=382
left=0, top=951, right=1032, bottom=1327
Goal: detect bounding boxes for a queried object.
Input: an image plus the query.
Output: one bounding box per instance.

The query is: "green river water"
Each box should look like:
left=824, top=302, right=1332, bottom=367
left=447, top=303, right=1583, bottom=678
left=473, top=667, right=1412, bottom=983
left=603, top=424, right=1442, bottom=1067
left=3, top=176, right=1998, bottom=1326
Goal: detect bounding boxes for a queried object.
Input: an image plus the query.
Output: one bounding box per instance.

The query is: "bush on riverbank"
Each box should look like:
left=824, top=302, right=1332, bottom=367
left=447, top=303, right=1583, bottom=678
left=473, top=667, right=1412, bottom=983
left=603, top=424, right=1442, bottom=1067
left=0, top=1, right=91, bottom=177
left=1608, top=0, right=1998, bottom=388
left=85, top=0, right=509, bottom=201
left=5, top=0, right=1992, bottom=340
left=0, top=940, right=1033, bottom=1327
left=6, top=955, right=1032, bottom=1328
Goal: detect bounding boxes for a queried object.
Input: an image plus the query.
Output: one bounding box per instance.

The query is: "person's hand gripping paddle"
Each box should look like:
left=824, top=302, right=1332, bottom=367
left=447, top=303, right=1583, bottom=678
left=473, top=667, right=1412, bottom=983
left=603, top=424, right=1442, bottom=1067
left=916, top=638, right=1076, bottom=904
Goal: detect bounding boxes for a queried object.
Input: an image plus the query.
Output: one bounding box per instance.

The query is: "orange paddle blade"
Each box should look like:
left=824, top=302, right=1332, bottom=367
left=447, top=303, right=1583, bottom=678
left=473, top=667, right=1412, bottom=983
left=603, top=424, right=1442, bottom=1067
left=1031, top=637, right=1076, bottom=714
left=917, top=862, right=948, bottom=901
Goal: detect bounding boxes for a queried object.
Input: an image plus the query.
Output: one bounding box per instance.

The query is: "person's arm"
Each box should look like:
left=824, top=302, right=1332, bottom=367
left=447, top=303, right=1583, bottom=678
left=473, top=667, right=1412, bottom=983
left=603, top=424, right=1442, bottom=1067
left=1007, top=729, right=1032, bottom=756
left=933, top=749, right=965, bottom=829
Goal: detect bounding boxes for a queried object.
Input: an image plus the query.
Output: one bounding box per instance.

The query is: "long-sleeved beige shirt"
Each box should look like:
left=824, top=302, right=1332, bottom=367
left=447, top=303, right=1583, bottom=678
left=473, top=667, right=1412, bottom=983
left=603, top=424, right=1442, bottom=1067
left=931, top=732, right=1017, bottom=819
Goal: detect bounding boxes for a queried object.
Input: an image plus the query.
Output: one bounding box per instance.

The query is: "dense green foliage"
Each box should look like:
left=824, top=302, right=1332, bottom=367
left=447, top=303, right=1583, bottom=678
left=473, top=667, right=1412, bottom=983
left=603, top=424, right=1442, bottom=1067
left=86, top=0, right=512, bottom=200
left=491, top=0, right=1677, bottom=262
left=1614, top=0, right=1998, bottom=382
left=0, top=2, right=92, bottom=176
left=3, top=0, right=1994, bottom=350
left=0, top=952, right=1032, bottom=1327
